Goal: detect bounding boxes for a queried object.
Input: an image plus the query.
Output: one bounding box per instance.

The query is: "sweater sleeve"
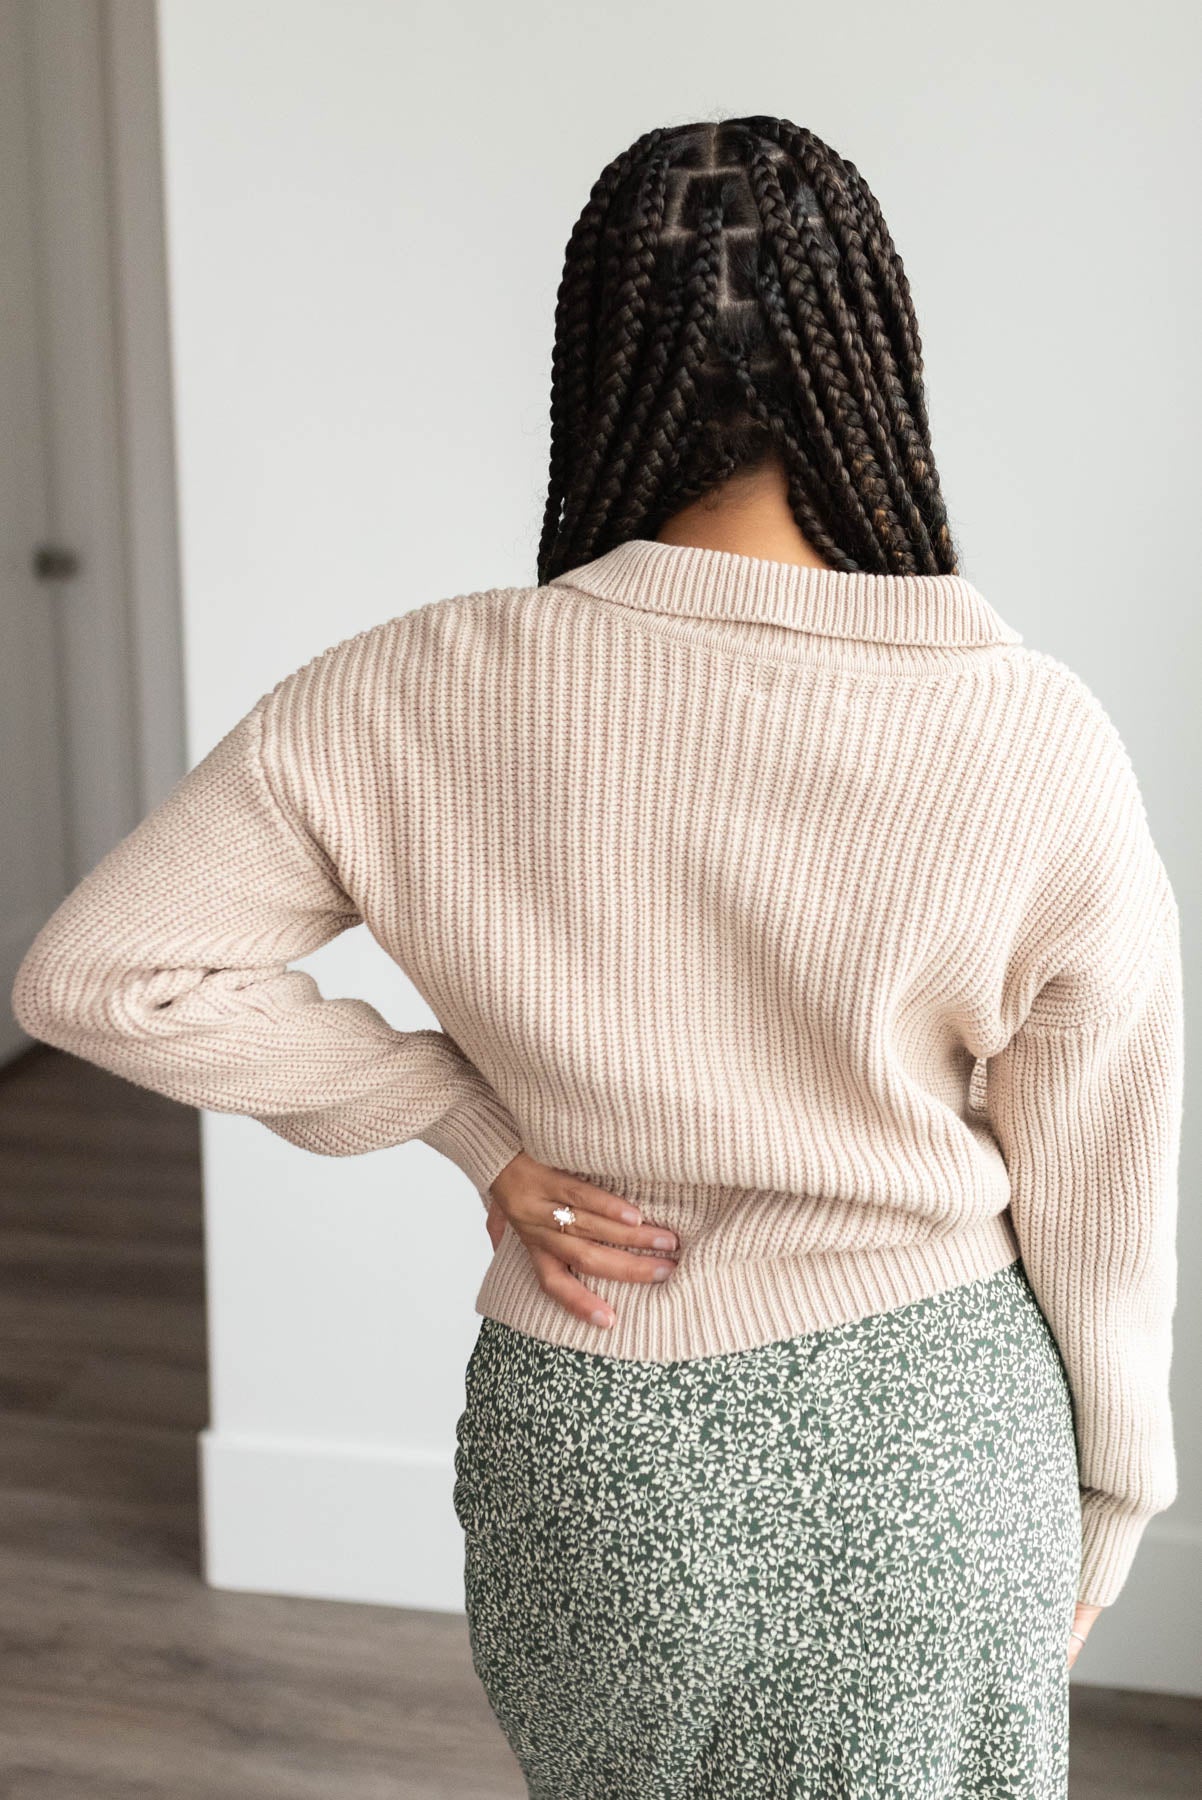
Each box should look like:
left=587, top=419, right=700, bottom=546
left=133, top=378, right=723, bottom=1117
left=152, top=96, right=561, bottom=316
left=984, top=690, right=1184, bottom=1609
left=10, top=694, right=524, bottom=1205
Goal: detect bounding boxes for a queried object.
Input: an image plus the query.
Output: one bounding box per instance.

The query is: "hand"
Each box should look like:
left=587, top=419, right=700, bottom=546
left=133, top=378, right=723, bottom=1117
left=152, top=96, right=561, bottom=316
left=1068, top=1602, right=1102, bottom=1668
left=483, top=1151, right=679, bottom=1331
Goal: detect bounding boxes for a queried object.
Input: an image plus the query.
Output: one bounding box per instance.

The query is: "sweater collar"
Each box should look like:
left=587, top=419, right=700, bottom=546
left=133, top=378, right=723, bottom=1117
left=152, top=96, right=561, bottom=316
left=548, top=537, right=1022, bottom=648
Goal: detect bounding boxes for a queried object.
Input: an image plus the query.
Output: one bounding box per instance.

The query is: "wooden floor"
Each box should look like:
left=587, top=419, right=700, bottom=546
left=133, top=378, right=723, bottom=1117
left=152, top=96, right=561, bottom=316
left=0, top=1045, right=1198, bottom=1797
left=0, top=1046, right=523, bottom=1798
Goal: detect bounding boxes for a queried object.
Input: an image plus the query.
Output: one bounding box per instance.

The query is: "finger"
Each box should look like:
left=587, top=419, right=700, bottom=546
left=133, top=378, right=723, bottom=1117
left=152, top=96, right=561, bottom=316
left=533, top=1231, right=677, bottom=1287
left=484, top=1201, right=506, bottom=1251
left=528, top=1243, right=616, bottom=1330
left=541, top=1206, right=680, bottom=1255
left=547, top=1174, right=646, bottom=1231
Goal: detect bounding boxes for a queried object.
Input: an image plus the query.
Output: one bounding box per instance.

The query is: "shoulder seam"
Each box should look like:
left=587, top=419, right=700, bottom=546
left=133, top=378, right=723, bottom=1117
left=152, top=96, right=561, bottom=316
left=249, top=696, right=358, bottom=902
left=1009, top=897, right=1179, bottom=1039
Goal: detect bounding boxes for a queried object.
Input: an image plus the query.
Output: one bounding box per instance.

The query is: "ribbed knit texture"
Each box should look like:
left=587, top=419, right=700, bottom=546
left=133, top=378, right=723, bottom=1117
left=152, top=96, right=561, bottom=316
left=11, top=537, right=1183, bottom=1609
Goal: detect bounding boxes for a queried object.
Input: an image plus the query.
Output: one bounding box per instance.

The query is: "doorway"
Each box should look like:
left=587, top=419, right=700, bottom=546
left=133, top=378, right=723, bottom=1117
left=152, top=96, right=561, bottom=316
left=1, top=0, right=185, bottom=1059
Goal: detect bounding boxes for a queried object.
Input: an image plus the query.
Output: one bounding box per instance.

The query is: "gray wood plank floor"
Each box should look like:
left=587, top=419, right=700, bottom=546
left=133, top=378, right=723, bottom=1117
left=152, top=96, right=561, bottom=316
left=0, top=1045, right=1197, bottom=1797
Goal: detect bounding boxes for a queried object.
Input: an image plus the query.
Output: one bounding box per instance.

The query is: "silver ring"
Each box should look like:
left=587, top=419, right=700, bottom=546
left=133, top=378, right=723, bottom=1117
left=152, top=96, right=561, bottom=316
left=1068, top=1630, right=1087, bottom=1646
left=552, top=1205, right=576, bottom=1232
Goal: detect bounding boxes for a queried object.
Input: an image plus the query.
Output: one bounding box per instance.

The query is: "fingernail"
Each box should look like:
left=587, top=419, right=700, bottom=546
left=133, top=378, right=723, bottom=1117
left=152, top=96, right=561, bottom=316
left=591, top=1309, right=614, bottom=1328
left=652, top=1264, right=674, bottom=1281
left=621, top=1208, right=642, bottom=1225
left=651, top=1234, right=677, bottom=1250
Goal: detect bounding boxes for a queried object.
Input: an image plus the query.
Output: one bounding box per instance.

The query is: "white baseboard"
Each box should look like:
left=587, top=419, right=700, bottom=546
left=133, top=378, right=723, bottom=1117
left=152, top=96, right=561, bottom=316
left=1070, top=1518, right=1202, bottom=1697
left=198, top=1429, right=467, bottom=1613
left=200, top=1429, right=1202, bottom=1695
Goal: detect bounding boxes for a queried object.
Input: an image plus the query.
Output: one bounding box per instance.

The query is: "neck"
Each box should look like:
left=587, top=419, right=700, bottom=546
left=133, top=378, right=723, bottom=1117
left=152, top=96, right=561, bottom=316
left=653, top=453, right=833, bottom=571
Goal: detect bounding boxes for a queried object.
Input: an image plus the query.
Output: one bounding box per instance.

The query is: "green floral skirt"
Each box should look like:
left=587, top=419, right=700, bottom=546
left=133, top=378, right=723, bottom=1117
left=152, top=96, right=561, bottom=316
left=452, top=1257, right=1081, bottom=1799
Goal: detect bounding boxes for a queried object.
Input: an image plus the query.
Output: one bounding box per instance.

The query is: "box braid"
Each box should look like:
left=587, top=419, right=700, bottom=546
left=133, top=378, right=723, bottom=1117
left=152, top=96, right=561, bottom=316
left=537, top=117, right=960, bottom=583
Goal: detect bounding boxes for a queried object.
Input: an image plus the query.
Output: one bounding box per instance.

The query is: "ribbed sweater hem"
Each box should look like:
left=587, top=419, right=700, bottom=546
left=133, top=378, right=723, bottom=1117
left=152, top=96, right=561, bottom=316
left=474, top=1207, right=1022, bottom=1364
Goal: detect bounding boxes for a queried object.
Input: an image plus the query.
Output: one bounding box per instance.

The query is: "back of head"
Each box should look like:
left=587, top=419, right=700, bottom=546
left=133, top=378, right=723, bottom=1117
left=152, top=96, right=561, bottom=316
left=539, top=116, right=959, bottom=582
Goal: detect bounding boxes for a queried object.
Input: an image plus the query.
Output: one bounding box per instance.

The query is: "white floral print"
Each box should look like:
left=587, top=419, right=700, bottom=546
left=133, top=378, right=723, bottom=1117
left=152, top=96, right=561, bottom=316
left=453, top=1259, right=1081, bottom=1799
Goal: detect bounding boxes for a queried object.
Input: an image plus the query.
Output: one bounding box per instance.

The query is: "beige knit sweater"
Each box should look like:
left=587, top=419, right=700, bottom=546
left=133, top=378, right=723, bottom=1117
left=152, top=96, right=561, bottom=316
left=11, top=538, right=1183, bottom=1608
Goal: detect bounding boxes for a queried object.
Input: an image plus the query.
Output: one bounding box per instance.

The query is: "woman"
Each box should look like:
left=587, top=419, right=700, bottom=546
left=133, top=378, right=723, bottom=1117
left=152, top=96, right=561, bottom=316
left=12, top=116, right=1183, bottom=1798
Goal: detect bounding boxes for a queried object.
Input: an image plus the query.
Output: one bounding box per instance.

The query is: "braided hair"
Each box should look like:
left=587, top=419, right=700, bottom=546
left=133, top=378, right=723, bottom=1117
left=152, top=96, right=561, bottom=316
left=537, top=116, right=960, bottom=583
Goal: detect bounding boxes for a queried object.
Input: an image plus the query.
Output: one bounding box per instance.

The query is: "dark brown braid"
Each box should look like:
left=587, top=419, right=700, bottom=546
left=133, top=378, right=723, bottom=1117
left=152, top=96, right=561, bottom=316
left=537, top=117, right=961, bottom=582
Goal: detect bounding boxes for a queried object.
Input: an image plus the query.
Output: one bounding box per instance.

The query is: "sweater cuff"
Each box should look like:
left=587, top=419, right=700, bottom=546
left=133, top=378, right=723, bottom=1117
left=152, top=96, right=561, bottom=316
left=418, top=1085, right=524, bottom=1206
left=1078, top=1491, right=1157, bottom=1607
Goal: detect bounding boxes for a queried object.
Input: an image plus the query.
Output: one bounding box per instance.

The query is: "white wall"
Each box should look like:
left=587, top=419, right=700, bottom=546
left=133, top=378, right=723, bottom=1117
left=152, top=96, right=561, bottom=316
left=155, top=0, right=1202, bottom=1690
